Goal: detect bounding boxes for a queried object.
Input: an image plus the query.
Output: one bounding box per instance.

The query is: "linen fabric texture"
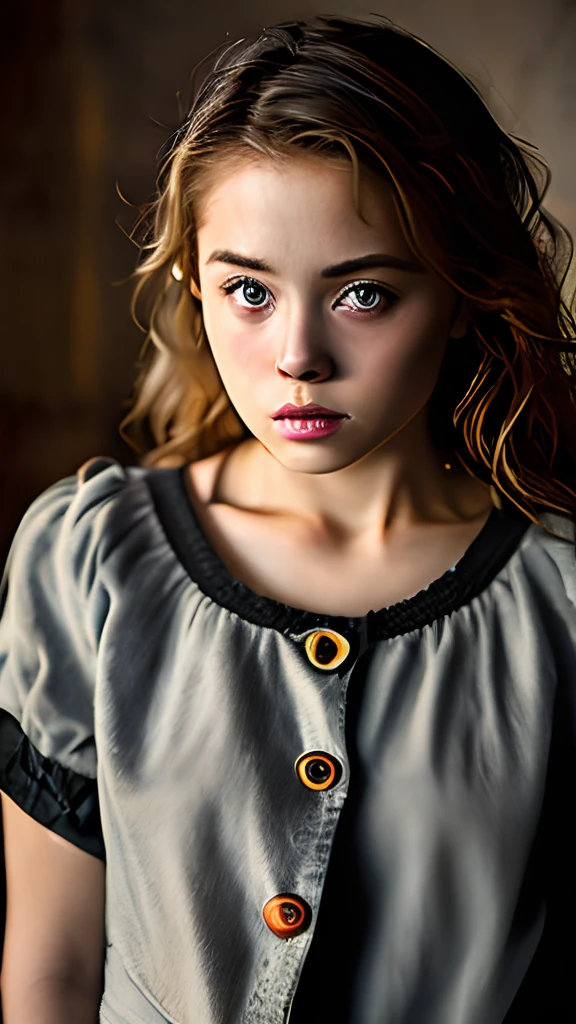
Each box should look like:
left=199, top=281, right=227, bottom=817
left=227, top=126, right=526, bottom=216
left=0, top=458, right=575, bottom=1024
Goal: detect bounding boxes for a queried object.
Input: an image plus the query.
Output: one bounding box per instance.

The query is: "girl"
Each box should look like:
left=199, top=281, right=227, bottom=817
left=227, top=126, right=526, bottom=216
left=1, top=13, right=575, bottom=1024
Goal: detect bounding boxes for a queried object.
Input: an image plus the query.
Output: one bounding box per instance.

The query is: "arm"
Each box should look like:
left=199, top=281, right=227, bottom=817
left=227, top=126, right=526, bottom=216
left=0, top=792, right=106, bottom=1023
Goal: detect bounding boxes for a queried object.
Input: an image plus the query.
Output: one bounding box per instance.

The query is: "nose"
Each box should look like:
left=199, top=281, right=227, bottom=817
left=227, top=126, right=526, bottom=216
left=275, top=310, right=335, bottom=383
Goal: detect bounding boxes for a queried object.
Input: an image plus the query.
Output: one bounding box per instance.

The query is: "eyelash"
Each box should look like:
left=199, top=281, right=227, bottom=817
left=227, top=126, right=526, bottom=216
left=220, top=276, right=399, bottom=317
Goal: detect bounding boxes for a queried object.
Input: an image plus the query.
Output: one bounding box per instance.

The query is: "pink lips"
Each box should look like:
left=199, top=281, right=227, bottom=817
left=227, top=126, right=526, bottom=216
left=272, top=403, right=347, bottom=419
left=273, top=417, right=346, bottom=440
left=271, top=403, right=349, bottom=441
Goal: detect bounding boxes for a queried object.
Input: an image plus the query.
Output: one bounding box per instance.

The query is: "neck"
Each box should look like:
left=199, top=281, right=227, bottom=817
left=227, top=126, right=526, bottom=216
left=219, top=409, right=493, bottom=548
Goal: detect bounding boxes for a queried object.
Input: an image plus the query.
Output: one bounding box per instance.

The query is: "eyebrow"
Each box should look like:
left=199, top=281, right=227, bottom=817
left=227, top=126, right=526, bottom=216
left=205, top=249, right=425, bottom=276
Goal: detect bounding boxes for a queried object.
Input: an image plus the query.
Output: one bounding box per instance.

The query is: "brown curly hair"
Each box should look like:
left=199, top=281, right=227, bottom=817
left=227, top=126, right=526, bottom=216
left=120, top=13, right=576, bottom=526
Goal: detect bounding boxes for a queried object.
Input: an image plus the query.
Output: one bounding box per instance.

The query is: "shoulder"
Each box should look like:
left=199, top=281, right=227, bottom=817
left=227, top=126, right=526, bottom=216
left=537, top=512, right=576, bottom=544
left=16, top=456, right=130, bottom=530
left=4, top=457, right=155, bottom=602
left=12, top=456, right=129, bottom=545
left=520, top=511, right=576, bottom=612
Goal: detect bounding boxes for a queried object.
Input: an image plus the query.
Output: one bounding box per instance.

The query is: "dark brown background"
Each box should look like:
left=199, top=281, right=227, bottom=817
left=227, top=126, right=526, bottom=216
left=1, top=0, right=575, bottom=1001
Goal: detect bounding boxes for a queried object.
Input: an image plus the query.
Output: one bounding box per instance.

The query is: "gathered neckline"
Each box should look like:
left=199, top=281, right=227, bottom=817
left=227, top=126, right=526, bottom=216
left=144, top=465, right=531, bottom=642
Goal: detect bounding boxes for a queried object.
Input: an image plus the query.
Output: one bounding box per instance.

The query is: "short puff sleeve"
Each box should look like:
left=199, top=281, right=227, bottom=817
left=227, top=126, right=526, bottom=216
left=0, top=457, right=125, bottom=859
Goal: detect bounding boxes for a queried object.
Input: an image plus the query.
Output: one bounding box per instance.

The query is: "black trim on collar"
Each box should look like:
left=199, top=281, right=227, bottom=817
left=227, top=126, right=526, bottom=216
left=0, top=709, right=105, bottom=861
left=145, top=466, right=531, bottom=642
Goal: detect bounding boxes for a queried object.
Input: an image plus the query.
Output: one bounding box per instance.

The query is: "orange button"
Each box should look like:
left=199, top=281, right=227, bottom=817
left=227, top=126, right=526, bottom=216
left=263, top=894, right=312, bottom=939
left=304, top=629, right=350, bottom=670
left=295, top=751, right=342, bottom=791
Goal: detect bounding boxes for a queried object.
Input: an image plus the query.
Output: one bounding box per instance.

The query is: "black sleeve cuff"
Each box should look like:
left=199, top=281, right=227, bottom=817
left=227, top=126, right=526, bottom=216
left=0, top=708, right=105, bottom=861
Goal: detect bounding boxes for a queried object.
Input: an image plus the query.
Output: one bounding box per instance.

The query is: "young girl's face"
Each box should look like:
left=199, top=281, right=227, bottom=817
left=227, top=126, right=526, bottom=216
left=192, top=153, right=467, bottom=474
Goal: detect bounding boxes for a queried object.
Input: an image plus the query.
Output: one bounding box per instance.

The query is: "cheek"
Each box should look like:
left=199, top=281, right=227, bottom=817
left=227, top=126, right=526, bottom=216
left=357, top=305, right=450, bottom=410
left=204, top=315, right=271, bottom=400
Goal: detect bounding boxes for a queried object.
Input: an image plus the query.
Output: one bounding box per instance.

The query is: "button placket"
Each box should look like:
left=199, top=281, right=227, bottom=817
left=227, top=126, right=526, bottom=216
left=258, top=623, right=366, bottom=964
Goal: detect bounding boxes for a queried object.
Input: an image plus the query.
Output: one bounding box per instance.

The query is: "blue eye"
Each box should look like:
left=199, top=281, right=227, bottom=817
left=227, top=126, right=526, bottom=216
left=222, top=277, right=271, bottom=309
left=333, top=281, right=398, bottom=315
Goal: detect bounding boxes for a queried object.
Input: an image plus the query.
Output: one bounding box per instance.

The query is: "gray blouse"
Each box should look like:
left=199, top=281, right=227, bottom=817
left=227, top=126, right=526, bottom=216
left=1, top=456, right=575, bottom=1024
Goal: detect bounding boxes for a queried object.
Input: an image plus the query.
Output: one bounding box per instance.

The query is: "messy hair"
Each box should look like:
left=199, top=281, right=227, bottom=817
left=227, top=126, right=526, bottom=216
left=121, top=12, right=576, bottom=525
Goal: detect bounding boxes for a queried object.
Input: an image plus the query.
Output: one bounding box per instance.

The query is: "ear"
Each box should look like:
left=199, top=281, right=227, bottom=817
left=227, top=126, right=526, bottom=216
left=448, top=295, right=470, bottom=339
left=190, top=277, right=202, bottom=301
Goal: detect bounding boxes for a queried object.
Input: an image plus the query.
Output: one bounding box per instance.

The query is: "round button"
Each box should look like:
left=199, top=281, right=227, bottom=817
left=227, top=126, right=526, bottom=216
left=304, top=629, right=350, bottom=670
left=263, top=894, right=312, bottom=939
left=295, top=751, right=342, bottom=791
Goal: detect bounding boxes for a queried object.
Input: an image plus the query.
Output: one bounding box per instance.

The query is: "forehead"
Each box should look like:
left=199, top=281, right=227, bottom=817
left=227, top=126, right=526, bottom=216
left=194, top=153, right=412, bottom=259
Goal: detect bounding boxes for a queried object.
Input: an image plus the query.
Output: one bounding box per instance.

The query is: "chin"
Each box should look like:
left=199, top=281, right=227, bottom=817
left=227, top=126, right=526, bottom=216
left=266, top=439, right=371, bottom=476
